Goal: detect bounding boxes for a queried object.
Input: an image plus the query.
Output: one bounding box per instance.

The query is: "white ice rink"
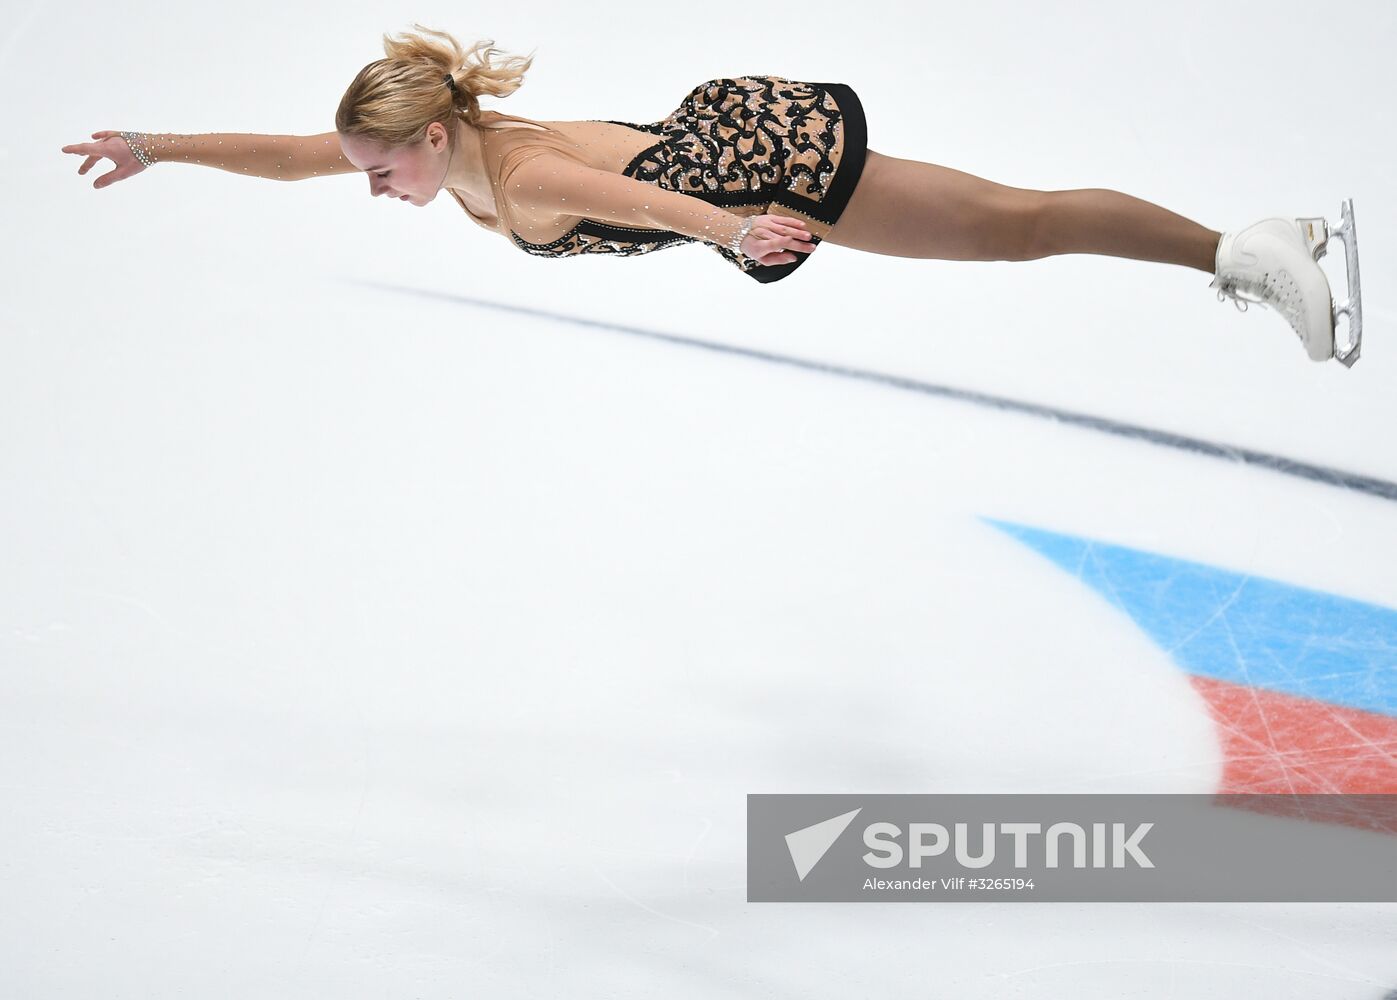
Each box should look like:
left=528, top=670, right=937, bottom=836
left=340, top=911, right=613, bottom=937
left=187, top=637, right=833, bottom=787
left=7, top=0, right=1396, bottom=995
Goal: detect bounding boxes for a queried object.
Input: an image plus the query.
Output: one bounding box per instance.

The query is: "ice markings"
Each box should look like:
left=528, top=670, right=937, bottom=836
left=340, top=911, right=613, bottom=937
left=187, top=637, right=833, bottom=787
left=982, top=517, right=1397, bottom=718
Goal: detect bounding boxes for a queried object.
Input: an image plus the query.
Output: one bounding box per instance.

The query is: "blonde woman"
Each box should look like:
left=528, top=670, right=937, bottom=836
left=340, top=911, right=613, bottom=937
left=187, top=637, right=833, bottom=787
left=62, top=25, right=1362, bottom=366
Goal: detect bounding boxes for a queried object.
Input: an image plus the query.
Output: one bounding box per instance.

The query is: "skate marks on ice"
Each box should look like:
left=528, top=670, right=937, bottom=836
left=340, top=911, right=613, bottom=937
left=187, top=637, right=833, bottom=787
left=987, top=518, right=1397, bottom=805
left=363, top=279, right=1397, bottom=503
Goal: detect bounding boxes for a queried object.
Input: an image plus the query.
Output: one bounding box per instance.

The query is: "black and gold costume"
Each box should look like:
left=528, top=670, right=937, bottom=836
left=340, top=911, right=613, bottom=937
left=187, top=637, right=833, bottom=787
left=448, top=76, right=868, bottom=283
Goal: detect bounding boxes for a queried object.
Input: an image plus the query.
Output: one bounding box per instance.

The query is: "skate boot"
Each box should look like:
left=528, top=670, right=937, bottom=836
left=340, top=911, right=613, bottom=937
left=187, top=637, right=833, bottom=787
left=1210, top=199, right=1363, bottom=367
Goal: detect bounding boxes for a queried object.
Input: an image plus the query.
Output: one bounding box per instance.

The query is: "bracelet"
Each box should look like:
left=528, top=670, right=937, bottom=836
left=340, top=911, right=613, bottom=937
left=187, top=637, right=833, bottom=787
left=726, top=217, right=755, bottom=261
left=119, top=131, right=155, bottom=167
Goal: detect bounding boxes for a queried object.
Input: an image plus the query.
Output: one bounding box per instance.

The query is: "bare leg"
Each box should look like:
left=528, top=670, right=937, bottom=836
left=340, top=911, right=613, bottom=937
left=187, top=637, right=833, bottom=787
left=823, top=150, right=1222, bottom=273
left=1038, top=188, right=1221, bottom=272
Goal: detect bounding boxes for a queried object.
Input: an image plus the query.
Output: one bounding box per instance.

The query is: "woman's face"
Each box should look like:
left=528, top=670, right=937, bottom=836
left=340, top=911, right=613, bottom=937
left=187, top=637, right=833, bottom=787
left=339, top=124, right=450, bottom=206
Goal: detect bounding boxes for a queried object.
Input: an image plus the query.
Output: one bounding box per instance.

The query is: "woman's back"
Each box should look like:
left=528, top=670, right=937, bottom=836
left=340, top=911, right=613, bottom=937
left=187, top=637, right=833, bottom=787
left=449, top=111, right=669, bottom=245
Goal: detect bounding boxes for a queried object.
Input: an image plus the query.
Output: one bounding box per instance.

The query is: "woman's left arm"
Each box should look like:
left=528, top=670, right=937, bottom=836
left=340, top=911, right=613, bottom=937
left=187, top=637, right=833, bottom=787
left=505, top=152, right=815, bottom=266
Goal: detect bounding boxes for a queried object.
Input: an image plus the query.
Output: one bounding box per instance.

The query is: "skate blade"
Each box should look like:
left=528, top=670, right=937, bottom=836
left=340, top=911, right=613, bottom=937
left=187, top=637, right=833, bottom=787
left=1328, top=198, right=1362, bottom=368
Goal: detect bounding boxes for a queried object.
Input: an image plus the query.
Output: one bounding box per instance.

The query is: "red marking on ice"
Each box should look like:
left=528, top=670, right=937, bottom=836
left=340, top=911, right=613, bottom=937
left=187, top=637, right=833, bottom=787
left=1191, top=676, right=1397, bottom=834
left=1191, top=676, right=1397, bottom=793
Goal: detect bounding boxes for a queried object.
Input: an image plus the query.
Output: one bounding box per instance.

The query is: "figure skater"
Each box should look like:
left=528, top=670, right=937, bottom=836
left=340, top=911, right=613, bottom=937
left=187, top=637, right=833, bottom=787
left=61, top=24, right=1363, bottom=366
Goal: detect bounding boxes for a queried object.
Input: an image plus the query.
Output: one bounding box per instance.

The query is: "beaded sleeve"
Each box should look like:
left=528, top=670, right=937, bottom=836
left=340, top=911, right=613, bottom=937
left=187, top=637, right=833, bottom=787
left=118, top=131, right=358, bottom=182
left=502, top=151, right=757, bottom=255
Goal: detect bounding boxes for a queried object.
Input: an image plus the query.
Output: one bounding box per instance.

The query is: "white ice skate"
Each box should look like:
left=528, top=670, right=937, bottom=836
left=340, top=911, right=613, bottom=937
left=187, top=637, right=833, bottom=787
left=1210, top=199, right=1363, bottom=367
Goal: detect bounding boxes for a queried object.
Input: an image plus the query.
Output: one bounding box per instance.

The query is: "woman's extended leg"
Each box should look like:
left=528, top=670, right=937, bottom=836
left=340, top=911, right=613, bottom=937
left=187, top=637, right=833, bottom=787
left=823, top=150, right=1222, bottom=273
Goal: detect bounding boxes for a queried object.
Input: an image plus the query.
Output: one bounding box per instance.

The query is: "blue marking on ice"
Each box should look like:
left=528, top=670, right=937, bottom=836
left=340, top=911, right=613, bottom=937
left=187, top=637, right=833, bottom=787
left=982, top=517, right=1397, bottom=718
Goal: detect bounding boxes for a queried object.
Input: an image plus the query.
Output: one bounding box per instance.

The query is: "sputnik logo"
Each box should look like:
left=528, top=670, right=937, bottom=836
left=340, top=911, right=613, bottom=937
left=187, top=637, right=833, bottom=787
left=785, top=808, right=862, bottom=881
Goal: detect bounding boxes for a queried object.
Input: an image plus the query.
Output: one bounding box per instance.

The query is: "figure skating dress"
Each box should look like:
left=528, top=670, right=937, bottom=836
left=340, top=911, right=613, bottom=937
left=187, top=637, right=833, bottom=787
left=447, top=75, right=869, bottom=283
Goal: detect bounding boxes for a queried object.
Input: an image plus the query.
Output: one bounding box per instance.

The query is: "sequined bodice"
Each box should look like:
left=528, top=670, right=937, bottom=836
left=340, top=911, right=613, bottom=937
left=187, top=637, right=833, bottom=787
left=448, top=76, right=855, bottom=276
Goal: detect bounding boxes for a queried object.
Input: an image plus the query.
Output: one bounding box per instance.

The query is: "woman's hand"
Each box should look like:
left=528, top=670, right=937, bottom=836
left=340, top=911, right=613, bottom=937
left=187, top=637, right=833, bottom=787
left=60, top=131, right=147, bottom=189
left=740, top=213, right=817, bottom=266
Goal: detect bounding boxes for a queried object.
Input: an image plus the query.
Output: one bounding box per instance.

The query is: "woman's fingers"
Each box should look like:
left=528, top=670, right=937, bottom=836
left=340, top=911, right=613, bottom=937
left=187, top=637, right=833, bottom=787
left=763, top=214, right=813, bottom=238
left=758, top=231, right=815, bottom=257
left=60, top=144, right=104, bottom=176
left=62, top=135, right=122, bottom=159
left=755, top=238, right=810, bottom=265
left=753, top=215, right=816, bottom=259
left=739, top=214, right=817, bottom=265
left=93, top=166, right=127, bottom=189
left=62, top=142, right=103, bottom=164
left=61, top=135, right=140, bottom=188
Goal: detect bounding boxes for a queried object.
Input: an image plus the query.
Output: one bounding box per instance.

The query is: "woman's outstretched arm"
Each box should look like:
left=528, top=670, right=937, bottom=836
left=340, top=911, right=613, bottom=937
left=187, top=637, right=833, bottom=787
left=130, top=130, right=360, bottom=181
left=62, top=130, right=361, bottom=189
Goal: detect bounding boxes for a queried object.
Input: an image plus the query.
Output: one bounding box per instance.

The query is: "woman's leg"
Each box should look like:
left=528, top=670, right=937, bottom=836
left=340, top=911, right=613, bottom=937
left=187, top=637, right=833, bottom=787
left=823, top=150, right=1222, bottom=273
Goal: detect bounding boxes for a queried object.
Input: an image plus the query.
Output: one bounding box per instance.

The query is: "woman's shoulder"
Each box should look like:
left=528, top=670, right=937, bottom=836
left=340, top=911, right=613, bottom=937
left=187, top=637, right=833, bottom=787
left=477, top=109, right=561, bottom=134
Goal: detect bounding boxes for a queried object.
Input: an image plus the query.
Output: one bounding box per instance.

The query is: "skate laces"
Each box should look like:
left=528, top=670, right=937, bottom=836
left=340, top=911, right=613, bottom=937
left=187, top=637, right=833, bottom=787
left=1213, top=270, right=1305, bottom=338
left=1213, top=276, right=1263, bottom=313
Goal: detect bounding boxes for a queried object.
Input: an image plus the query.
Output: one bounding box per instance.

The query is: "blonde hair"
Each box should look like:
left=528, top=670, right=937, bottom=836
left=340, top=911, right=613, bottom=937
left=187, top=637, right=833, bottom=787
left=335, top=25, right=537, bottom=149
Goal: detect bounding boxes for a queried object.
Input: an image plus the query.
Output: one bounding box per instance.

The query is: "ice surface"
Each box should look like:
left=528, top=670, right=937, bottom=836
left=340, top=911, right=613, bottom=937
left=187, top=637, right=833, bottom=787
left=7, top=0, right=1395, bottom=996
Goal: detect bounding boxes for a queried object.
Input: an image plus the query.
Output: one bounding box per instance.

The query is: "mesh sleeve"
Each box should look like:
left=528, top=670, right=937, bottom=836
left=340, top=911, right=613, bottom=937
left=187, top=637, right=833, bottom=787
left=122, top=131, right=358, bottom=182
left=501, top=151, right=755, bottom=254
